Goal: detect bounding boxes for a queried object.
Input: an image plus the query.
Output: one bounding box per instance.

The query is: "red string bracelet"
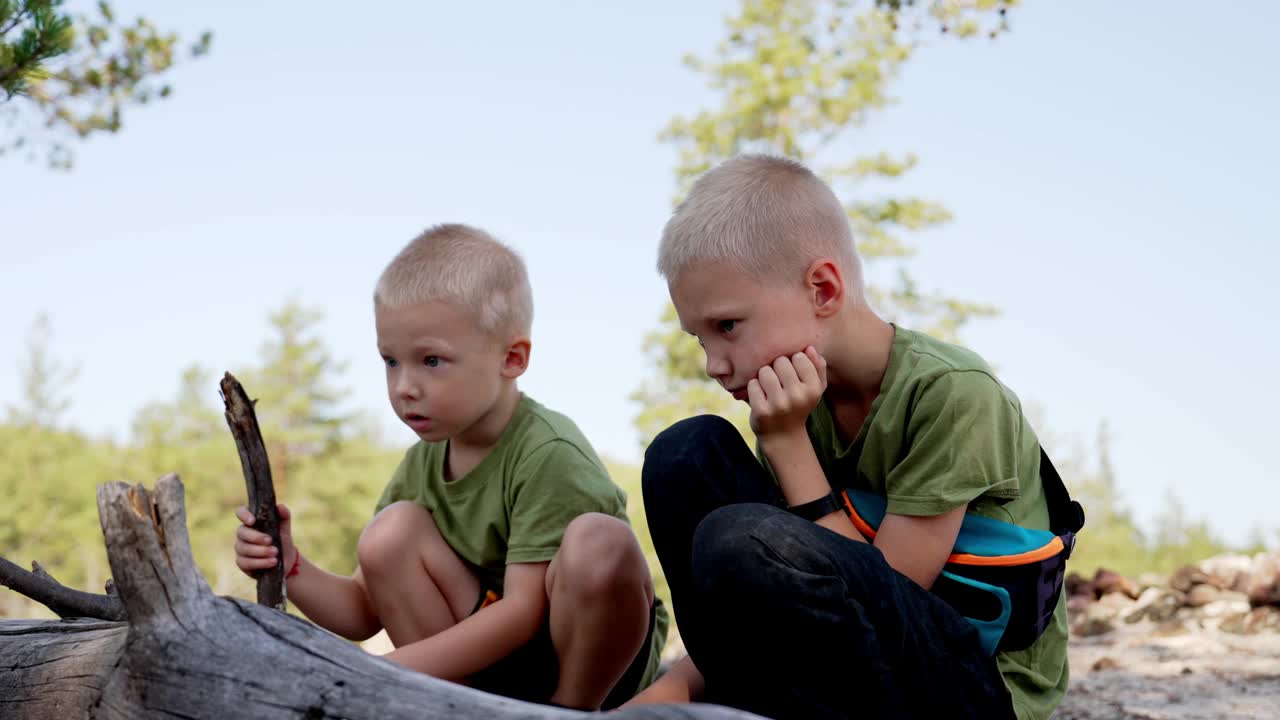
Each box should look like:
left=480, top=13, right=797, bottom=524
left=286, top=550, right=301, bottom=578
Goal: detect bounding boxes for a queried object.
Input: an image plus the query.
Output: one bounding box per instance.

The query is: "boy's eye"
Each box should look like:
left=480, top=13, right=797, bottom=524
left=424, top=356, right=441, bottom=368
left=382, top=356, right=398, bottom=368
left=717, top=320, right=737, bottom=334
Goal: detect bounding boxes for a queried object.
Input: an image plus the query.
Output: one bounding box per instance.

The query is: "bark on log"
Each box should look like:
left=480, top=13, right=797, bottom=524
left=0, top=619, right=127, bottom=717
left=220, top=371, right=286, bottom=611
left=0, top=475, right=761, bottom=720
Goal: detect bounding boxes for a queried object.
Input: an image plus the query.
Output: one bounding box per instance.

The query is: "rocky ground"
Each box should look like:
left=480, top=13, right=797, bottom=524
left=1057, top=622, right=1280, bottom=719
left=1053, top=552, right=1280, bottom=719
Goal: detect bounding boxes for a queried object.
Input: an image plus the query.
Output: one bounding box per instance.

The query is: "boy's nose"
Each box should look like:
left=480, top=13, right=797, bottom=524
left=395, top=372, right=420, bottom=400
left=704, top=352, right=730, bottom=380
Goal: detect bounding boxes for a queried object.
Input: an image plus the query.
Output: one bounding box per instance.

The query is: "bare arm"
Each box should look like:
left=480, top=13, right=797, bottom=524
left=622, top=655, right=706, bottom=706
left=874, top=506, right=966, bottom=590
left=287, top=561, right=382, bottom=641
left=383, top=561, right=548, bottom=681
left=761, top=431, right=866, bottom=543
left=235, top=504, right=382, bottom=640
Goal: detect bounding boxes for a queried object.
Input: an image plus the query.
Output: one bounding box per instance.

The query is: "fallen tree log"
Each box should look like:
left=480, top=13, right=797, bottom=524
left=0, top=475, right=758, bottom=720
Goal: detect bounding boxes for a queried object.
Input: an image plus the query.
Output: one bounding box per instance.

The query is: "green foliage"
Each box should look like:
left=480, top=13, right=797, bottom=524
left=1145, top=489, right=1230, bottom=576
left=6, top=312, right=78, bottom=428
left=235, top=301, right=355, bottom=499
left=0, top=1, right=74, bottom=99
left=634, top=0, right=1010, bottom=447
left=0, top=301, right=391, bottom=619
left=287, top=440, right=402, bottom=578
left=874, top=0, right=1016, bottom=39
left=0, top=0, right=212, bottom=168
left=0, top=423, right=116, bottom=618
left=605, top=458, right=671, bottom=621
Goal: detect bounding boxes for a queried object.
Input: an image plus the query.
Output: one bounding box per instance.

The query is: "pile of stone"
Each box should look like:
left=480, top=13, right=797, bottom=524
left=1066, top=551, right=1280, bottom=638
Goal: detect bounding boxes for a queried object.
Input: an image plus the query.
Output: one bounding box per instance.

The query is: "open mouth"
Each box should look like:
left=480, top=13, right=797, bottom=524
left=727, top=387, right=748, bottom=401
left=404, top=413, right=433, bottom=432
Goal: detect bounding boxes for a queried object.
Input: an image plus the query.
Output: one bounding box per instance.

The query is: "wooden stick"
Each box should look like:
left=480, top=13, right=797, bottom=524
left=0, top=555, right=125, bottom=620
left=220, top=371, right=286, bottom=610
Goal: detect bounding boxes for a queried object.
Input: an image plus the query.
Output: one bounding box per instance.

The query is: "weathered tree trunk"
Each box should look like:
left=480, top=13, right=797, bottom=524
left=0, top=475, right=758, bottom=720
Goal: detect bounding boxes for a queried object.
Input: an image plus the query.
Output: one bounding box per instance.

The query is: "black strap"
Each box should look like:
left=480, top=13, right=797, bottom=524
left=787, top=492, right=844, bottom=522
left=1039, top=447, right=1085, bottom=535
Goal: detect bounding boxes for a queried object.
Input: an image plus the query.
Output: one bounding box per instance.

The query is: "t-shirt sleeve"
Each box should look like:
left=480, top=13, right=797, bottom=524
left=374, top=446, right=418, bottom=514
left=506, top=440, right=626, bottom=565
left=884, top=370, right=1023, bottom=516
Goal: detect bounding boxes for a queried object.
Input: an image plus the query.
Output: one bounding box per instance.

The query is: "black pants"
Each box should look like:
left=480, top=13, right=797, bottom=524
left=468, top=581, right=658, bottom=710
left=642, top=415, right=1017, bottom=720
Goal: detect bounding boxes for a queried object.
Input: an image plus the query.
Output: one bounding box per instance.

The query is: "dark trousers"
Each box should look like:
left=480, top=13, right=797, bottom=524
left=641, top=415, right=1017, bottom=720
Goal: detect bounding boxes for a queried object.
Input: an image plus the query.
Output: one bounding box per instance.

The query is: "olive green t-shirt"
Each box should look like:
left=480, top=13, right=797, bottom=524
left=374, top=394, right=669, bottom=690
left=798, top=325, right=1069, bottom=720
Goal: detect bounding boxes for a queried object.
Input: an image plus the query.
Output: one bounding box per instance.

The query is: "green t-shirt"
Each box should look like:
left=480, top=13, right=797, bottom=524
left=374, top=394, right=668, bottom=691
left=795, top=325, right=1069, bottom=720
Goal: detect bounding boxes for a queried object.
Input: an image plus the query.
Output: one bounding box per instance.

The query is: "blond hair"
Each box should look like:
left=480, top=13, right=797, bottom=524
left=374, top=224, right=533, bottom=338
left=658, top=154, right=863, bottom=298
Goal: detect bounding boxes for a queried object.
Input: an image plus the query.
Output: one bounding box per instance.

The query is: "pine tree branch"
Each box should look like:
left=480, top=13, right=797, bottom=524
left=0, top=27, right=63, bottom=100
left=0, top=3, right=36, bottom=38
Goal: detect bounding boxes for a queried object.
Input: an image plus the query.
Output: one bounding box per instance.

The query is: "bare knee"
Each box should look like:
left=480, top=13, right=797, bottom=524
left=358, top=501, right=430, bottom=576
left=554, top=513, right=651, bottom=605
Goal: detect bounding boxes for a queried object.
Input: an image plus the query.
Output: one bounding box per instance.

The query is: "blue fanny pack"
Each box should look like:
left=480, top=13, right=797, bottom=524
left=840, top=448, right=1084, bottom=655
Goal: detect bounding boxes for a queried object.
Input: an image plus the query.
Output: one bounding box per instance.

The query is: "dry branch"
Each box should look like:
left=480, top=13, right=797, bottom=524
left=220, top=371, right=286, bottom=610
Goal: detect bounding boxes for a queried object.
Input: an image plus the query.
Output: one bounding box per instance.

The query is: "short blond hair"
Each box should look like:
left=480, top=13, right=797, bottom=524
left=375, top=224, right=533, bottom=338
left=658, top=154, right=863, bottom=297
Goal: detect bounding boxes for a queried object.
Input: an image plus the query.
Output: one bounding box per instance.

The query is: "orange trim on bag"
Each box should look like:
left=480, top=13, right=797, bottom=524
left=841, top=490, right=1064, bottom=566
left=841, top=491, right=878, bottom=540
left=947, top=538, right=1064, bottom=566
left=478, top=589, right=500, bottom=610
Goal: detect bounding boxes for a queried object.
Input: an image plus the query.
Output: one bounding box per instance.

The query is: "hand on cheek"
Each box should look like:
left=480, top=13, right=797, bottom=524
left=747, top=346, right=828, bottom=438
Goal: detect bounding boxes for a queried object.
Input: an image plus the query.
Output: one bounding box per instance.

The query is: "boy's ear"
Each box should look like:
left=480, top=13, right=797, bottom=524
left=806, top=259, right=844, bottom=318
left=501, top=337, right=532, bottom=379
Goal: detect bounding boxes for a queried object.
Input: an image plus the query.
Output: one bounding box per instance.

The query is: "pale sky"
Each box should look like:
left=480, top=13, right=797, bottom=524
left=2, top=1, right=1277, bottom=544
